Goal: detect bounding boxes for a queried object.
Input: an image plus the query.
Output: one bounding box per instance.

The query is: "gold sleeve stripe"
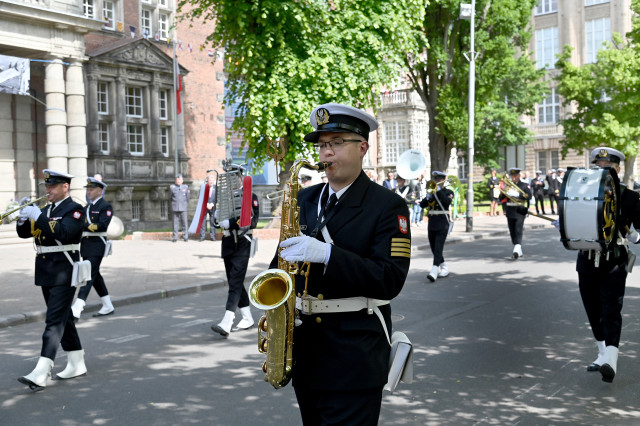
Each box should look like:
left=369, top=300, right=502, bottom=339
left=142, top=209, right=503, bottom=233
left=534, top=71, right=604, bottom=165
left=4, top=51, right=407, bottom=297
left=392, top=238, right=410, bottom=244
left=391, top=242, right=411, bottom=249
left=391, top=249, right=411, bottom=258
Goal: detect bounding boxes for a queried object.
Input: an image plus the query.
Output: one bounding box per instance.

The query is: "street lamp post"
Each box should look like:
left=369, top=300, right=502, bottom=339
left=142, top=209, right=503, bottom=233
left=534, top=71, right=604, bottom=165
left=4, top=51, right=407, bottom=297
left=461, top=1, right=476, bottom=232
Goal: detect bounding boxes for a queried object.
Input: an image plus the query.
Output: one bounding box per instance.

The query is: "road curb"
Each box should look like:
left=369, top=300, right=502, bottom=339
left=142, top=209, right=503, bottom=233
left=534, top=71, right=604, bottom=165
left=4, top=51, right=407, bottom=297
left=0, top=278, right=228, bottom=329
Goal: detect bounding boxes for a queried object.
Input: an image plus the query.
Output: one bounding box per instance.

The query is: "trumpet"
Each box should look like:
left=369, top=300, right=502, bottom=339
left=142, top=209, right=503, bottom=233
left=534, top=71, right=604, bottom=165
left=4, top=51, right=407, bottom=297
left=500, top=175, right=554, bottom=222
left=265, top=189, right=286, bottom=200
left=1, top=196, right=48, bottom=224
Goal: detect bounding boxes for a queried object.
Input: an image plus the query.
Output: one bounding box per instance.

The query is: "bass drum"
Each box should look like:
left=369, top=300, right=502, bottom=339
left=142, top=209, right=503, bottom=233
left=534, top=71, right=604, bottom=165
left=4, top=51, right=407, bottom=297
left=559, top=167, right=619, bottom=251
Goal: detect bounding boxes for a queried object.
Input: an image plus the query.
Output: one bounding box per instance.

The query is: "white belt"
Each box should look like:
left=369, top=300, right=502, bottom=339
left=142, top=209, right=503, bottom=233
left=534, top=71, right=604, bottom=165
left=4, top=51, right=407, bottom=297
left=506, top=202, right=521, bottom=207
left=223, top=230, right=252, bottom=237
left=36, top=244, right=80, bottom=254
left=82, top=232, right=107, bottom=237
left=428, top=210, right=448, bottom=215
left=296, top=296, right=390, bottom=315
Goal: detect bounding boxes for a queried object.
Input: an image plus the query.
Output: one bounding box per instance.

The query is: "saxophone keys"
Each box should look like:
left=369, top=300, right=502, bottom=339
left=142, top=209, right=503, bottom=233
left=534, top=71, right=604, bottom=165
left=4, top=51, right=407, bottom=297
left=259, top=337, right=269, bottom=353
left=262, top=361, right=268, bottom=374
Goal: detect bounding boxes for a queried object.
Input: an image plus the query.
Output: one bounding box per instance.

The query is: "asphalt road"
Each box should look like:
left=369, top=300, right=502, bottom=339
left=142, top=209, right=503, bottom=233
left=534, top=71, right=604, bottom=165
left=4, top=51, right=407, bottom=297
left=2, top=227, right=640, bottom=425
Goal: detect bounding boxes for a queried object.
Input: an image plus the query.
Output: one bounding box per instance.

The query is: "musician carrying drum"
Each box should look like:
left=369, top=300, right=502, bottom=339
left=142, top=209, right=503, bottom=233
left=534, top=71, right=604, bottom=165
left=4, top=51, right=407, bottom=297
left=556, top=147, right=640, bottom=384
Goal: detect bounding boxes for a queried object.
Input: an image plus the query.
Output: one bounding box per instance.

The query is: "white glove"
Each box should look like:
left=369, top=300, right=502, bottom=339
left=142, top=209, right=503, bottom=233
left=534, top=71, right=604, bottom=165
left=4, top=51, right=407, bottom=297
left=18, top=196, right=31, bottom=205
left=280, top=235, right=332, bottom=265
left=627, top=230, right=640, bottom=244
left=551, top=219, right=560, bottom=231
left=20, top=205, right=41, bottom=221
left=507, top=189, right=519, bottom=197
left=219, top=219, right=230, bottom=229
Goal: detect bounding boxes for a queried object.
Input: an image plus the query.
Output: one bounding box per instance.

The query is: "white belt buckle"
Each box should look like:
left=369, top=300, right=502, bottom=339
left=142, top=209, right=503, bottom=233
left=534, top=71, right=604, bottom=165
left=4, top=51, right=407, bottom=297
left=301, top=299, right=312, bottom=315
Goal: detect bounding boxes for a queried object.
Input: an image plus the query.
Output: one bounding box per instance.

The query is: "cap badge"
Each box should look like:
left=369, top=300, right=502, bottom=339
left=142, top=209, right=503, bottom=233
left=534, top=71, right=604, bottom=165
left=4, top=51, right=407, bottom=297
left=316, top=108, right=330, bottom=126
left=44, top=171, right=50, bottom=179
left=598, top=149, right=608, bottom=158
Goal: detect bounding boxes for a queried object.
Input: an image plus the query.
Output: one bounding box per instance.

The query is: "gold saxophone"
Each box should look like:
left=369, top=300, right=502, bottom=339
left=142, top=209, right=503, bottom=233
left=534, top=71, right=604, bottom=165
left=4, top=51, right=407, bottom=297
left=249, top=159, right=331, bottom=389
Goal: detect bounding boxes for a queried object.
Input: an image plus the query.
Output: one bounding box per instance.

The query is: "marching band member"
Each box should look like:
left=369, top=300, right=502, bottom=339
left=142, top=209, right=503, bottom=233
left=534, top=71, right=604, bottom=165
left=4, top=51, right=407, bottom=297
left=420, top=171, right=454, bottom=282
left=499, top=168, right=532, bottom=259
left=487, top=169, right=500, bottom=216
left=71, top=177, right=114, bottom=320
left=574, top=147, right=640, bottom=383
left=274, top=103, right=411, bottom=424
left=16, top=170, right=87, bottom=390
left=211, top=167, right=259, bottom=337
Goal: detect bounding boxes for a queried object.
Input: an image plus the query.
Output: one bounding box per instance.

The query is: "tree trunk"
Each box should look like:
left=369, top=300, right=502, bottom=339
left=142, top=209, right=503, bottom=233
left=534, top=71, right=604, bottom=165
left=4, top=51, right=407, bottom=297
left=623, top=154, right=636, bottom=188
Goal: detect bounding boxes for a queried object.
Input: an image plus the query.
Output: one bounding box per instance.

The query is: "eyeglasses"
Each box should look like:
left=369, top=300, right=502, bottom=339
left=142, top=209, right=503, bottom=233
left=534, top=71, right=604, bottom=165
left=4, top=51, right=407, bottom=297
left=313, top=137, right=363, bottom=151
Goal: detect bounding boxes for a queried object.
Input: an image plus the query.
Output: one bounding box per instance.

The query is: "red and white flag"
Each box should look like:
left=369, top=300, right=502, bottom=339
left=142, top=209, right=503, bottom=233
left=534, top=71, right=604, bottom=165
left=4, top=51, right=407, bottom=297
left=187, top=43, right=192, bottom=53
left=175, top=59, right=182, bottom=115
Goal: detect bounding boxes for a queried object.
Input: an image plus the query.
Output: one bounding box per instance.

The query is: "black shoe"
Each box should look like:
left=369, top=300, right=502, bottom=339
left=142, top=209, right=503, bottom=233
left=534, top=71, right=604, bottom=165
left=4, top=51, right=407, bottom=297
left=199, top=239, right=205, bottom=242
left=17, top=377, right=45, bottom=391
left=513, top=252, right=519, bottom=260
left=427, top=274, right=436, bottom=283
left=172, top=239, right=177, bottom=243
left=211, top=324, right=229, bottom=337
left=600, top=364, right=615, bottom=382
left=587, top=363, right=600, bottom=372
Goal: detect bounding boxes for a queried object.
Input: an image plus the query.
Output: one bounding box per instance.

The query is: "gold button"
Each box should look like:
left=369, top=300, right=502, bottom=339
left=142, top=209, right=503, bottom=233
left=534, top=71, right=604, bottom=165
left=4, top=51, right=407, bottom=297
left=42, top=255, right=46, bottom=259
left=42, top=236, right=46, bottom=240
left=317, top=294, right=324, bottom=300
left=315, top=316, right=322, bottom=324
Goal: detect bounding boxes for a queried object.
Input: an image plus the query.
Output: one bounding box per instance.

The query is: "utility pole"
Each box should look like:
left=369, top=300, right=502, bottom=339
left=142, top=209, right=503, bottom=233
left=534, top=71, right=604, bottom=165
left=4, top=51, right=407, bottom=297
left=461, top=1, right=476, bottom=232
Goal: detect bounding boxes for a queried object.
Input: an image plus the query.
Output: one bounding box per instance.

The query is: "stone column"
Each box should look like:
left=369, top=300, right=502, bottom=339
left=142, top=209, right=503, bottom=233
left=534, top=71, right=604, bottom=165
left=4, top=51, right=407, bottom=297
left=44, top=57, right=68, bottom=174
left=149, top=76, right=161, bottom=156
left=66, top=59, right=88, bottom=200
left=115, top=74, right=128, bottom=154
left=85, top=66, right=100, bottom=155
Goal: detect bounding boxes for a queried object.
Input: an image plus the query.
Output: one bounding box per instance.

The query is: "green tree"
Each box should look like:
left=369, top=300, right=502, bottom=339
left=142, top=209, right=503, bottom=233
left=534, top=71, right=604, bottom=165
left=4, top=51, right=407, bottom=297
left=177, top=0, right=424, bottom=167
left=402, top=0, right=547, bottom=172
left=555, top=30, right=640, bottom=184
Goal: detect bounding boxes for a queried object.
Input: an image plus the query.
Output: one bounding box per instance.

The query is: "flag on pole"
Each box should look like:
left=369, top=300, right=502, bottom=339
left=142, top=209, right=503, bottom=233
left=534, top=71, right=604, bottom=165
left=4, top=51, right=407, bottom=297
left=187, top=43, right=192, bottom=53
left=129, top=25, right=136, bottom=38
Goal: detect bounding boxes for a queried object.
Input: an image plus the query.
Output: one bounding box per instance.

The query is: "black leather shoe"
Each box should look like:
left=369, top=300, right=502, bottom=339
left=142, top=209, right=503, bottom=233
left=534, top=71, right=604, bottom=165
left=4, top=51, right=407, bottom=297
left=211, top=324, right=229, bottom=337
left=17, top=377, right=45, bottom=391
left=587, top=363, right=600, bottom=372
left=600, top=364, right=615, bottom=382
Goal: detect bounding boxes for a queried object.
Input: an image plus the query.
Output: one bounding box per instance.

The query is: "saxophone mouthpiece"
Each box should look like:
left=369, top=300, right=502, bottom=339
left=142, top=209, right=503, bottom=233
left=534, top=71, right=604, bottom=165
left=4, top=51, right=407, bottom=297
left=317, top=161, right=332, bottom=171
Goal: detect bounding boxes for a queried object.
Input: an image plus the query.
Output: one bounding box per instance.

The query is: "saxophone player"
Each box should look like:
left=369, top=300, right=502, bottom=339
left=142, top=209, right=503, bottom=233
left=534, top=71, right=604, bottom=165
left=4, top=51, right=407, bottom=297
left=273, top=103, right=411, bottom=424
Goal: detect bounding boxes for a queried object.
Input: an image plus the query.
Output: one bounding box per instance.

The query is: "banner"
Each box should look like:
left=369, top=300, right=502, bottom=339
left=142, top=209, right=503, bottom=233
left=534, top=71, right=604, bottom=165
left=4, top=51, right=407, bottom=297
left=0, top=55, right=30, bottom=95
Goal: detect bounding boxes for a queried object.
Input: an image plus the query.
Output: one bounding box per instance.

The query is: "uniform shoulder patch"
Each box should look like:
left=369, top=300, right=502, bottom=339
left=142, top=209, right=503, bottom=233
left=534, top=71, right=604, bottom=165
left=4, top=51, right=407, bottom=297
left=106, top=210, right=112, bottom=217
left=398, top=215, right=409, bottom=234
left=253, top=199, right=258, bottom=207
left=391, top=237, right=411, bottom=258
left=73, top=211, right=82, bottom=220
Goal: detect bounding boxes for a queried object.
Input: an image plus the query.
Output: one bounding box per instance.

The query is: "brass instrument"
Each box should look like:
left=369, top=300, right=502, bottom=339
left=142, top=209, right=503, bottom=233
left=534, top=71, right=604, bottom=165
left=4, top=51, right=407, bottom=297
left=265, top=189, right=286, bottom=200
left=500, top=174, right=554, bottom=222
left=248, top=159, right=331, bottom=389
left=1, top=196, right=48, bottom=224
left=215, top=160, right=245, bottom=225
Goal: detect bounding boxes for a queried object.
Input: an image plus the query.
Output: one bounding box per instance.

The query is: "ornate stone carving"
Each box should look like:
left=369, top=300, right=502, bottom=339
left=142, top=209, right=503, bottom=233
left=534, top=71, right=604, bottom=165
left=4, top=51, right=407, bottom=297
left=117, top=45, right=166, bottom=66
left=150, top=186, right=166, bottom=201
left=116, top=186, right=134, bottom=201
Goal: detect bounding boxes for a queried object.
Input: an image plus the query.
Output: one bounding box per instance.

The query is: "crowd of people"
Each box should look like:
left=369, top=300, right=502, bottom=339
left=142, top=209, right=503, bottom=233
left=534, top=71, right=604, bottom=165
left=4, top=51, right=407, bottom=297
left=11, top=98, right=639, bottom=424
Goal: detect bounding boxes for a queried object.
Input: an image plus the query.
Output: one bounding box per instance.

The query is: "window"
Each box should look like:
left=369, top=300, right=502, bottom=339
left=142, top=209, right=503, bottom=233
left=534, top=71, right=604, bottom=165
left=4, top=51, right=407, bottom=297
left=99, top=122, right=110, bottom=153
left=535, top=26, right=558, bottom=69
left=535, top=0, right=557, bottom=15
left=159, top=13, right=169, bottom=40
left=128, top=125, right=144, bottom=154
left=457, top=155, right=467, bottom=181
left=383, top=121, right=409, bottom=163
left=131, top=200, right=142, bottom=221
left=103, top=1, right=115, bottom=29
left=83, top=0, right=95, bottom=18
left=159, top=90, right=168, bottom=119
left=586, top=17, right=611, bottom=64
left=537, top=150, right=559, bottom=172
left=97, top=82, right=108, bottom=114
left=160, top=200, right=168, bottom=220
left=159, top=0, right=168, bottom=6
left=160, top=127, right=169, bottom=156
left=126, top=87, right=143, bottom=117
left=141, top=9, right=152, bottom=38
left=538, top=89, right=560, bottom=124
left=585, top=0, right=609, bottom=5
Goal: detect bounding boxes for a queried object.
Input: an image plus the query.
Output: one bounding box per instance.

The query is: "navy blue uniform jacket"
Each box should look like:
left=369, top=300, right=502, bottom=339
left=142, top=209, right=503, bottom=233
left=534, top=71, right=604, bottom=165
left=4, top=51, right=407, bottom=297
left=81, top=197, right=113, bottom=258
left=271, top=170, right=411, bottom=391
left=17, top=197, right=85, bottom=286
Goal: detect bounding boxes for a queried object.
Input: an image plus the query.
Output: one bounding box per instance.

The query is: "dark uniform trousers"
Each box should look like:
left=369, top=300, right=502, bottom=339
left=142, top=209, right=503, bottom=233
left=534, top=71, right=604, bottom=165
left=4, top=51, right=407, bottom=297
left=221, top=193, right=259, bottom=311
left=273, top=172, right=410, bottom=426
left=500, top=180, right=531, bottom=246
left=420, top=188, right=453, bottom=266
left=576, top=187, right=640, bottom=348
left=17, top=197, right=85, bottom=360
left=78, top=197, right=112, bottom=300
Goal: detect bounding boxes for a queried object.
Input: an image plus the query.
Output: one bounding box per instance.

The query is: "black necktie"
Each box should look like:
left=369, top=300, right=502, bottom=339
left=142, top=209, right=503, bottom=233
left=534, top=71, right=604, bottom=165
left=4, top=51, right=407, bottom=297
left=325, top=193, right=337, bottom=215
